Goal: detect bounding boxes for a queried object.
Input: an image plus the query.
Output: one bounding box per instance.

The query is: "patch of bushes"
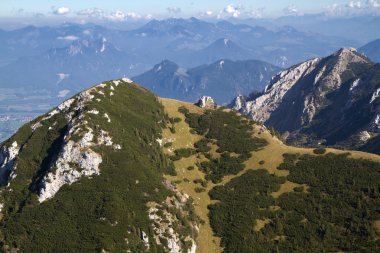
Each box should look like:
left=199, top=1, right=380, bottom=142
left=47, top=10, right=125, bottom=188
left=164, top=142, right=173, bottom=148
left=208, top=153, right=380, bottom=252
left=178, top=106, right=189, bottom=115
left=199, top=152, right=246, bottom=183
left=194, top=139, right=211, bottom=153
left=194, top=187, right=206, bottom=193
left=193, top=179, right=208, bottom=188
left=178, top=108, right=268, bottom=181
left=169, top=126, right=176, bottom=134
left=170, top=148, right=196, bottom=161
left=176, top=148, right=196, bottom=158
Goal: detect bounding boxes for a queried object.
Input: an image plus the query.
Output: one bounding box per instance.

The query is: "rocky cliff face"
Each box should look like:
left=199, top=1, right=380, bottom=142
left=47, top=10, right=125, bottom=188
left=196, top=96, right=216, bottom=109
left=231, top=48, right=380, bottom=153
left=0, top=79, right=198, bottom=252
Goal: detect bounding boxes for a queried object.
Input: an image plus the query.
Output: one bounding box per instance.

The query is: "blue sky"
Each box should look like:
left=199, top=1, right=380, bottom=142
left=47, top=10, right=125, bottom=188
left=1, top=0, right=379, bottom=19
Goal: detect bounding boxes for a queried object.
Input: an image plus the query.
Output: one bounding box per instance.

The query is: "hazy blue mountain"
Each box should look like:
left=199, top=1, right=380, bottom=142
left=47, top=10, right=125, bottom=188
left=0, top=18, right=362, bottom=141
left=0, top=38, right=143, bottom=97
left=242, top=14, right=380, bottom=44
left=359, top=39, right=380, bottom=62
left=0, top=23, right=115, bottom=66
left=181, top=38, right=254, bottom=66
left=0, top=18, right=358, bottom=70
left=133, top=59, right=280, bottom=104
left=124, top=18, right=357, bottom=68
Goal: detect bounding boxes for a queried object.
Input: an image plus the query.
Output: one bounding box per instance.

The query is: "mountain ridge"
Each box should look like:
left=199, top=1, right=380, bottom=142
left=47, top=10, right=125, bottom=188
left=1, top=78, right=380, bottom=252
left=133, top=58, right=280, bottom=104
left=0, top=78, right=199, bottom=252
left=231, top=47, right=380, bottom=153
left=359, top=38, right=380, bottom=63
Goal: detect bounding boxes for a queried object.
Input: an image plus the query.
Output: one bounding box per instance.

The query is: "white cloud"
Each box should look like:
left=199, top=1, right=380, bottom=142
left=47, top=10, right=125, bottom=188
left=77, top=8, right=104, bottom=18
left=368, top=0, right=380, bottom=8
left=167, top=7, right=182, bottom=14
left=53, top=6, right=70, bottom=15
left=283, top=4, right=298, bottom=15
left=224, top=4, right=242, bottom=18
left=250, top=8, right=266, bottom=18
left=77, top=8, right=148, bottom=21
left=107, top=10, right=126, bottom=21
left=199, top=10, right=215, bottom=18
left=325, top=4, right=342, bottom=15
left=57, top=35, right=79, bottom=41
left=326, top=0, right=380, bottom=16
left=348, top=1, right=362, bottom=8
left=126, top=12, right=142, bottom=19
left=145, top=14, right=153, bottom=20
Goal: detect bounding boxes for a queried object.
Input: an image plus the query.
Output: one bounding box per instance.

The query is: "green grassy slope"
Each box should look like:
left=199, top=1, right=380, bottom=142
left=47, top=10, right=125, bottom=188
left=0, top=80, right=198, bottom=252
left=160, top=99, right=380, bottom=253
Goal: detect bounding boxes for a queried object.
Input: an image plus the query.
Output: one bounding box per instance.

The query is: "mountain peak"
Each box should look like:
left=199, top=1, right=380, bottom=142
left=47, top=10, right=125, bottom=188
left=358, top=38, right=380, bottom=62
left=153, top=60, right=179, bottom=73
left=230, top=47, right=380, bottom=150
left=333, top=47, right=369, bottom=64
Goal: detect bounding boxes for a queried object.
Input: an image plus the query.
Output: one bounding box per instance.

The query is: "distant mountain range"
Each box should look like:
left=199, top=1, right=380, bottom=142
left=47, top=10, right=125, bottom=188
left=0, top=18, right=360, bottom=104
left=133, top=59, right=280, bottom=104
left=0, top=17, right=372, bottom=143
left=0, top=38, right=140, bottom=98
left=359, top=38, right=380, bottom=63
left=125, top=18, right=358, bottom=68
left=0, top=18, right=358, bottom=70
left=231, top=48, right=380, bottom=154
left=241, top=15, right=380, bottom=44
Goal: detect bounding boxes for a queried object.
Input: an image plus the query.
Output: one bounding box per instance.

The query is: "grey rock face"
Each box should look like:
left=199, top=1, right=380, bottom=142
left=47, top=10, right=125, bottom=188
left=231, top=48, right=380, bottom=153
left=196, top=96, right=216, bottom=109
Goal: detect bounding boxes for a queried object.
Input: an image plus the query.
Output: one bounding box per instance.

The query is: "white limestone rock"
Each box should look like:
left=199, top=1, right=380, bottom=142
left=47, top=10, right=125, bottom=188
left=141, top=231, right=150, bottom=249
left=358, top=131, right=372, bottom=142
left=0, top=141, right=19, bottom=185
left=88, top=109, right=100, bottom=115
left=196, top=96, right=216, bottom=109
left=370, top=88, right=380, bottom=104
left=104, top=113, right=111, bottom=123
left=37, top=82, right=119, bottom=202
left=31, top=98, right=76, bottom=132
left=148, top=189, right=197, bottom=253
left=371, top=114, right=380, bottom=132
left=38, top=138, right=102, bottom=202
left=230, top=95, right=247, bottom=112
left=236, top=58, right=320, bottom=122
left=122, top=78, right=133, bottom=84
left=98, top=130, right=113, bottom=146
